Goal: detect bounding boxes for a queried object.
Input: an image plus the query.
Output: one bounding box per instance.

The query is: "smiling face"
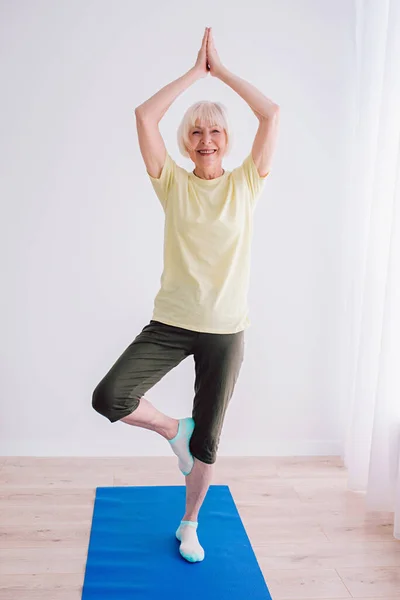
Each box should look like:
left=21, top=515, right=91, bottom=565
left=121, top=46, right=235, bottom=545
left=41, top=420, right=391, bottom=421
left=186, top=119, right=228, bottom=171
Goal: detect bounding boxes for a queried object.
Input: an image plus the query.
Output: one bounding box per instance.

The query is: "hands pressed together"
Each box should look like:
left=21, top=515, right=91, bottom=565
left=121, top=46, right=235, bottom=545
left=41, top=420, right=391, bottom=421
left=194, top=27, right=224, bottom=79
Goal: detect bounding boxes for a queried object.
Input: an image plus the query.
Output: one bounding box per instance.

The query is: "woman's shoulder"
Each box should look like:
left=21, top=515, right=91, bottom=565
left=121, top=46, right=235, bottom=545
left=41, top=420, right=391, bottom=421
left=163, top=153, right=190, bottom=179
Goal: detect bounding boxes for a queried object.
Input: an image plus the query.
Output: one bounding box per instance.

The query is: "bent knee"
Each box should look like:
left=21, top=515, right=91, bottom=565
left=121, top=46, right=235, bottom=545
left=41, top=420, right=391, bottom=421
left=92, top=379, right=125, bottom=422
left=92, top=380, right=113, bottom=420
left=92, top=379, right=140, bottom=422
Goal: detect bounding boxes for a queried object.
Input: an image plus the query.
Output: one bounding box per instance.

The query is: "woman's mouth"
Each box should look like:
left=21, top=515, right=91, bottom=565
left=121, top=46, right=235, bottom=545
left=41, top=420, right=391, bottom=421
left=197, top=149, right=217, bottom=155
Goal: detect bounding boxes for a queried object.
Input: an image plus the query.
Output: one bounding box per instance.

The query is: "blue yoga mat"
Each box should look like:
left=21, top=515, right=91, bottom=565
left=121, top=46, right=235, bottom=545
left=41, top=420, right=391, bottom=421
left=82, top=485, right=272, bottom=599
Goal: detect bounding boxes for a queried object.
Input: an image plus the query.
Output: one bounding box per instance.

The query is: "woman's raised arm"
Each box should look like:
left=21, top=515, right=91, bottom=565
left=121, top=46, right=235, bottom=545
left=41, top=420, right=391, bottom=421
left=206, top=28, right=280, bottom=177
left=134, top=28, right=209, bottom=179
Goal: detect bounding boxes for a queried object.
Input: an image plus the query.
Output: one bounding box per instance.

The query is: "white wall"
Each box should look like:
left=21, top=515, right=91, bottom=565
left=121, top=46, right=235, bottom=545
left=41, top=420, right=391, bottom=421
left=1, top=0, right=356, bottom=456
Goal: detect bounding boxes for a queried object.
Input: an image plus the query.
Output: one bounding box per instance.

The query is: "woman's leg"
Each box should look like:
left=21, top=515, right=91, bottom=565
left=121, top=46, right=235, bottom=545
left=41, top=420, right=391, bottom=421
left=182, top=458, right=214, bottom=521
left=92, top=321, right=193, bottom=432
left=121, top=396, right=179, bottom=440
left=175, top=458, right=214, bottom=563
left=92, top=320, right=201, bottom=477
left=176, top=330, right=245, bottom=562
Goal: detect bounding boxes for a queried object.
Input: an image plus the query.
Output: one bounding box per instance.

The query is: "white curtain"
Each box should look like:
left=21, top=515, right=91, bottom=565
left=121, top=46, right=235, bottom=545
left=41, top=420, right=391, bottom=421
left=342, top=0, right=400, bottom=539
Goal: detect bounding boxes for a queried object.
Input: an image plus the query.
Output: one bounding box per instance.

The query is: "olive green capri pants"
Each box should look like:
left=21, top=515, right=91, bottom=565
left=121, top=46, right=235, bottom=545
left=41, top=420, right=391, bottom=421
left=92, top=320, right=245, bottom=464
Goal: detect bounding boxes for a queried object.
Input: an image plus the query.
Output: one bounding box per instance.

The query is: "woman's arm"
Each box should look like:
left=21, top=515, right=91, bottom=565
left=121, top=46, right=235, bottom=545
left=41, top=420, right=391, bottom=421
left=218, top=67, right=280, bottom=177
left=135, top=67, right=202, bottom=123
left=135, top=69, right=201, bottom=178
left=217, top=67, right=279, bottom=119
left=207, top=28, right=280, bottom=176
left=134, top=28, right=210, bottom=178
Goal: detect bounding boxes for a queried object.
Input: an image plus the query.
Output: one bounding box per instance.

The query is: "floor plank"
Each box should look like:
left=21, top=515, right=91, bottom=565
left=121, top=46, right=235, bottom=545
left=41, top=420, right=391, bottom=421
left=0, top=547, right=87, bottom=575
left=0, top=574, right=82, bottom=600
left=336, top=566, right=400, bottom=598
left=254, top=540, right=400, bottom=569
left=261, top=567, right=352, bottom=599
left=0, top=488, right=94, bottom=507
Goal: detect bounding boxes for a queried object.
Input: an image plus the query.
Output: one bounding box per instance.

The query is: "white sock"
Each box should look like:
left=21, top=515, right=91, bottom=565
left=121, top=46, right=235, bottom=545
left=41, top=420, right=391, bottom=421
left=176, top=520, right=205, bottom=562
left=168, top=417, right=195, bottom=476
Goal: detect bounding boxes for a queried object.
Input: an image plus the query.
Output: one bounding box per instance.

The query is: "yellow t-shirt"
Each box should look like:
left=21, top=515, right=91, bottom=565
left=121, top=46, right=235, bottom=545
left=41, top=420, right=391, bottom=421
left=148, top=152, right=270, bottom=334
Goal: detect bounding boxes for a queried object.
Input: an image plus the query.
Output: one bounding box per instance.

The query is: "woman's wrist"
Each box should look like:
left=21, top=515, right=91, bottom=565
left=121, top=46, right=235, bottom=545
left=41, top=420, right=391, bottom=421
left=189, top=66, right=206, bottom=81
left=214, top=65, right=228, bottom=80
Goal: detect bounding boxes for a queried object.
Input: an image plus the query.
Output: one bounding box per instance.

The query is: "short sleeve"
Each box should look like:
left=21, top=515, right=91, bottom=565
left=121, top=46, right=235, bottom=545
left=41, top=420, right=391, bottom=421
left=232, top=153, right=270, bottom=207
left=147, top=153, right=177, bottom=210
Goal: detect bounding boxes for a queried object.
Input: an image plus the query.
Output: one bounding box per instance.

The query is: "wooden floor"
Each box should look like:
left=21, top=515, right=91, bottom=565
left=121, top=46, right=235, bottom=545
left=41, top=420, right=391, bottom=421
left=0, top=456, right=399, bottom=599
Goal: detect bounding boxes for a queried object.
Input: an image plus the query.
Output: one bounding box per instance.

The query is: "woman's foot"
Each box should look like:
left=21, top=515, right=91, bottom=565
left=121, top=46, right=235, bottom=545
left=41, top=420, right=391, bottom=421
left=167, top=417, right=195, bottom=476
left=176, top=520, right=205, bottom=562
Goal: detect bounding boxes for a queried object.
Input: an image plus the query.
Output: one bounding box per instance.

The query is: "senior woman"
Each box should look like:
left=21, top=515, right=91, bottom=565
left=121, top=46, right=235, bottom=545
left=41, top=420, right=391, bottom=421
left=92, top=26, right=280, bottom=563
